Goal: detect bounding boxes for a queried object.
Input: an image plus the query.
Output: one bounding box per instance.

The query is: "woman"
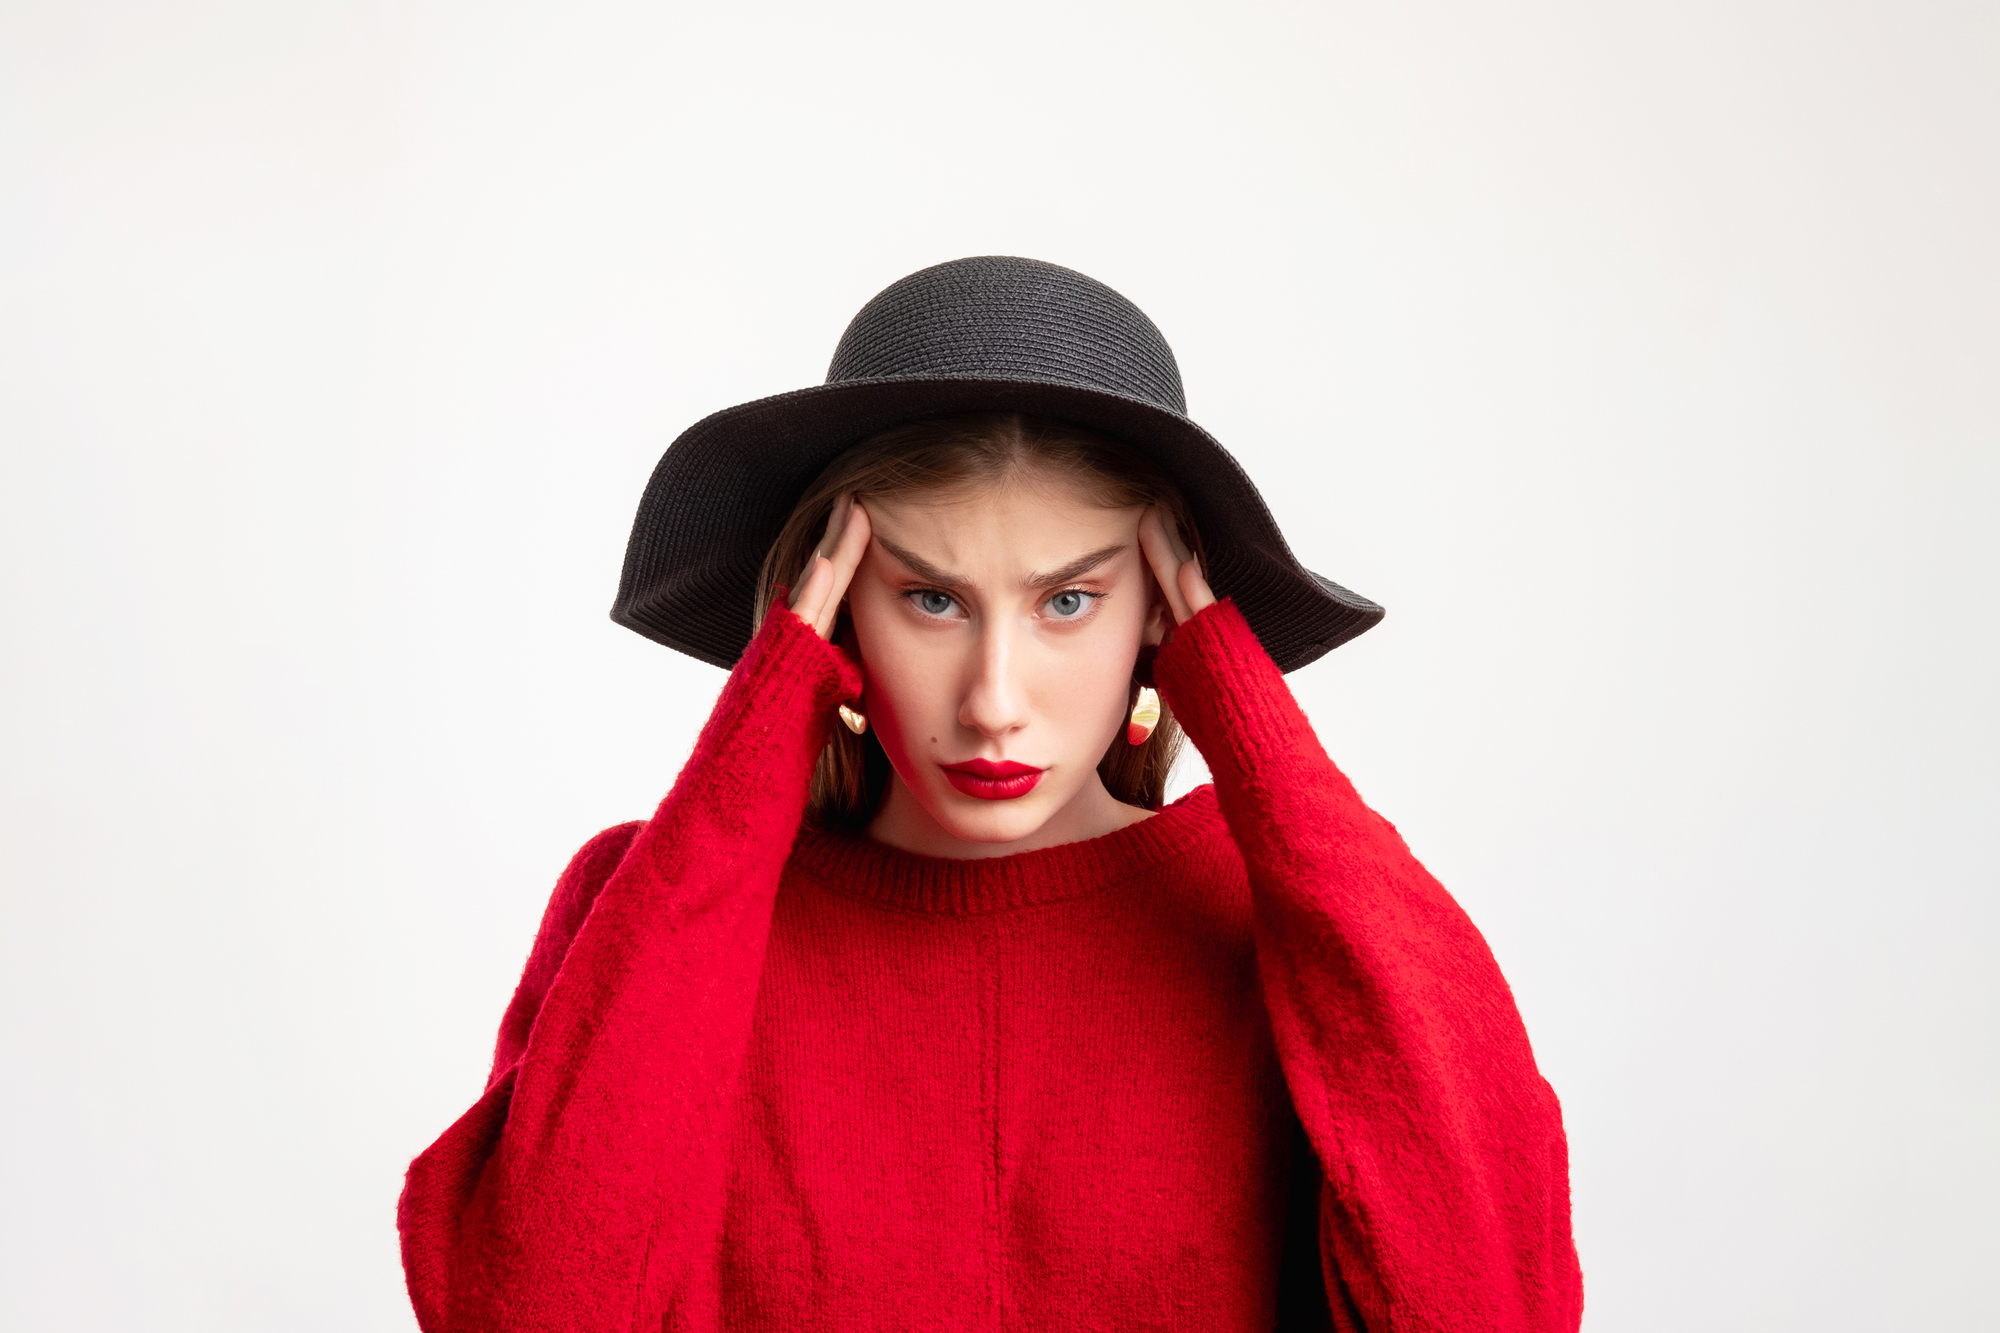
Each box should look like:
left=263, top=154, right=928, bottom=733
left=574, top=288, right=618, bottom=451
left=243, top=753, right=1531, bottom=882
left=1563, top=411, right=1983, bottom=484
left=398, top=257, right=1582, bottom=1331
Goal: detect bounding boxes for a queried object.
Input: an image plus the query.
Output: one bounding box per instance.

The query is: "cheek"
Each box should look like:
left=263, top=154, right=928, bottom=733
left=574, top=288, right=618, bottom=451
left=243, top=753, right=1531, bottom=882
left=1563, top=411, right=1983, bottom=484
left=1020, top=602, right=1150, bottom=759
left=867, top=658, right=955, bottom=745
left=1049, top=627, right=1146, bottom=734
left=848, top=599, right=954, bottom=742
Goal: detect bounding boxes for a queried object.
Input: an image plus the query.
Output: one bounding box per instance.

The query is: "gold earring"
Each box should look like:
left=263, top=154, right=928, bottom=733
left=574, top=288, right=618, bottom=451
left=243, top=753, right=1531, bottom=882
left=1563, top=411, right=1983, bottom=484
left=837, top=704, right=868, bottom=735
left=1126, top=686, right=1160, bottom=746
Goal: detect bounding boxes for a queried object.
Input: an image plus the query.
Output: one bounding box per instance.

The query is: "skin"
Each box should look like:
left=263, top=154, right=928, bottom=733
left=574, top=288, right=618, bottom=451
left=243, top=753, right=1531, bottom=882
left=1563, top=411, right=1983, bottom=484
left=788, top=469, right=1216, bottom=859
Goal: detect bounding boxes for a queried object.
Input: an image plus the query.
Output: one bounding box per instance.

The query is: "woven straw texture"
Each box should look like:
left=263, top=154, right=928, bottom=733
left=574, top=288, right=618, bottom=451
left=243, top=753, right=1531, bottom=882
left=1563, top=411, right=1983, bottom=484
left=612, top=256, right=1382, bottom=672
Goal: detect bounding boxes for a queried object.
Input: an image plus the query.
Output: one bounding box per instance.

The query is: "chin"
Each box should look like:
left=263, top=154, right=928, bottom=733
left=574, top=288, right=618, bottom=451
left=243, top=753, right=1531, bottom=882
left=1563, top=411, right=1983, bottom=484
left=925, top=790, right=1063, bottom=847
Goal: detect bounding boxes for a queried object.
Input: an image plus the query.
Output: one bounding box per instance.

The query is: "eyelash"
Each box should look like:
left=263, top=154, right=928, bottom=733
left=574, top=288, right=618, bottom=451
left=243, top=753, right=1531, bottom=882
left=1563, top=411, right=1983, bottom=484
left=903, top=588, right=1104, bottom=622
left=908, top=589, right=961, bottom=619
left=1041, top=587, right=1100, bottom=620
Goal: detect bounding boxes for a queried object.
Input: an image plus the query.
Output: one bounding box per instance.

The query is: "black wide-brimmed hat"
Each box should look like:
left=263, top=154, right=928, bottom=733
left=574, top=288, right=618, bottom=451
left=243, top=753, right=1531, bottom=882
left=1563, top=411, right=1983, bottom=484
left=612, top=256, right=1383, bottom=672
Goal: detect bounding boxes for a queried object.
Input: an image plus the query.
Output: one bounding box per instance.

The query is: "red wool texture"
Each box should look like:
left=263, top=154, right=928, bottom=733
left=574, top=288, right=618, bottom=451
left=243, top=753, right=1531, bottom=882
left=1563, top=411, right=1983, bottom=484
left=398, top=599, right=1583, bottom=1331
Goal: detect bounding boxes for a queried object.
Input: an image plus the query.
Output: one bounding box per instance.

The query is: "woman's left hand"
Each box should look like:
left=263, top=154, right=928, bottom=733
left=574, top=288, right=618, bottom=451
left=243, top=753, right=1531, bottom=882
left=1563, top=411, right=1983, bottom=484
left=1138, top=506, right=1216, bottom=634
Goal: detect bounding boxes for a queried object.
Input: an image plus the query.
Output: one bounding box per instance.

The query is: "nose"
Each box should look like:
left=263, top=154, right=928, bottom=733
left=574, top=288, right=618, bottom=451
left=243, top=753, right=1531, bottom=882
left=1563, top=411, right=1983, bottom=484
left=958, top=616, right=1030, bottom=742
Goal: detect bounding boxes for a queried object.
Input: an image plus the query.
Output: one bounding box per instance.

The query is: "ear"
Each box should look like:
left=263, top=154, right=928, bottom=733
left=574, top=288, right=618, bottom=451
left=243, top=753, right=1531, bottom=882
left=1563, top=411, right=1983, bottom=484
left=832, top=603, right=865, bottom=669
left=1142, top=582, right=1171, bottom=648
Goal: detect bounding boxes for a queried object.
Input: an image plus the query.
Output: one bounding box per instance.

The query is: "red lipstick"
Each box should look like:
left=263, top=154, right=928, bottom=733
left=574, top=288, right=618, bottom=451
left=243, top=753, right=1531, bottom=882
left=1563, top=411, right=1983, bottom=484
left=940, top=758, right=1045, bottom=801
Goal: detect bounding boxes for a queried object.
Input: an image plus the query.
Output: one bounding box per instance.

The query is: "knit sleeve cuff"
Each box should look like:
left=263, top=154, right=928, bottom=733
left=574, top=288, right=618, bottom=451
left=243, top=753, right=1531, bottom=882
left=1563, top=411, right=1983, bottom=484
left=735, top=597, right=867, bottom=720
left=1153, top=599, right=1289, bottom=746
left=1152, top=598, right=1363, bottom=820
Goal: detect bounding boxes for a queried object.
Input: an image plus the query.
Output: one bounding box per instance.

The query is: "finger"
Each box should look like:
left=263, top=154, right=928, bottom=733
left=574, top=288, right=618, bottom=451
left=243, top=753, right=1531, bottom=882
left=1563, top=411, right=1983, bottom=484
left=793, top=494, right=848, bottom=591
left=821, top=493, right=852, bottom=558
left=1153, top=508, right=1212, bottom=618
left=1178, top=557, right=1216, bottom=617
left=788, top=496, right=852, bottom=631
left=1137, top=507, right=1194, bottom=626
left=828, top=496, right=869, bottom=573
left=1136, top=508, right=1189, bottom=623
left=788, top=553, right=833, bottom=625
left=815, top=497, right=871, bottom=638
left=1160, top=510, right=1193, bottom=564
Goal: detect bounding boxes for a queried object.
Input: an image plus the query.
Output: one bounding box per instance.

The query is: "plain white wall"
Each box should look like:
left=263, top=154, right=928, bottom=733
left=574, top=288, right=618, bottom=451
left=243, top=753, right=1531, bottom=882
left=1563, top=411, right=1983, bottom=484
left=3, top=2, right=1994, bottom=1328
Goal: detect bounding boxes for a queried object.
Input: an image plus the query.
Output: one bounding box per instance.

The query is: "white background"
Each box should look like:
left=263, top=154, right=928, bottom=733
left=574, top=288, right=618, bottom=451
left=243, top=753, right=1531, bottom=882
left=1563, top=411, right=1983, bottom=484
left=3, top=2, right=1995, bottom=1329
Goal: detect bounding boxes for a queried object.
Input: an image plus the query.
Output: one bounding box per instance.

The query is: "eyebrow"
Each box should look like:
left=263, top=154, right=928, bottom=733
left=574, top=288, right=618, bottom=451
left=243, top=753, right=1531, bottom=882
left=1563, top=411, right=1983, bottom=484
left=1027, top=543, right=1128, bottom=588
left=874, top=538, right=1128, bottom=591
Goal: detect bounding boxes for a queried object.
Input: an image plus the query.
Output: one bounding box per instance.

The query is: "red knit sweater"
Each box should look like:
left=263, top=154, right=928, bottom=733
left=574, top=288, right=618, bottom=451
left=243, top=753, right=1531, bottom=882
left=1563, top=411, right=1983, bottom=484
left=398, top=599, right=1582, bottom=1331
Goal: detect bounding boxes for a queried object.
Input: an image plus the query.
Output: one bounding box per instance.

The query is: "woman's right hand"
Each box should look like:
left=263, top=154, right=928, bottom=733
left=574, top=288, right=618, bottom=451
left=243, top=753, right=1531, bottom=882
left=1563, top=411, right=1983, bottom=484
left=788, top=493, right=871, bottom=640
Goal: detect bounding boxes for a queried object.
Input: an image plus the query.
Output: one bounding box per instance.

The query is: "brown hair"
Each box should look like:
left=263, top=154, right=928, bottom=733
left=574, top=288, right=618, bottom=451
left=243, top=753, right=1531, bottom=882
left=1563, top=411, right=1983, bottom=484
left=754, top=412, right=1205, bottom=830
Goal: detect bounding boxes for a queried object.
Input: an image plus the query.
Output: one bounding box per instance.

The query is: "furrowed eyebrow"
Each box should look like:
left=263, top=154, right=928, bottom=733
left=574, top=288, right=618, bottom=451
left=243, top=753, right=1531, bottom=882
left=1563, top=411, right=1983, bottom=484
left=1026, top=543, right=1127, bottom=589
left=873, top=538, right=1128, bottom=593
left=874, top=537, right=971, bottom=590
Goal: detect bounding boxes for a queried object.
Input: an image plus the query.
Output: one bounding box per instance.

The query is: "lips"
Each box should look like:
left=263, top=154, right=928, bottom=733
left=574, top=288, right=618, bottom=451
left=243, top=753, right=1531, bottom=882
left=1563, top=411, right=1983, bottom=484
left=940, top=758, right=1046, bottom=801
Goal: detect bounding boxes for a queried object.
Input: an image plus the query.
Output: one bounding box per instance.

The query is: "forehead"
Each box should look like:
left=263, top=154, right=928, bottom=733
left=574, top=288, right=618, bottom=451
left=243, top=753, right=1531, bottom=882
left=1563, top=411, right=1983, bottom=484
left=865, top=476, right=1140, bottom=573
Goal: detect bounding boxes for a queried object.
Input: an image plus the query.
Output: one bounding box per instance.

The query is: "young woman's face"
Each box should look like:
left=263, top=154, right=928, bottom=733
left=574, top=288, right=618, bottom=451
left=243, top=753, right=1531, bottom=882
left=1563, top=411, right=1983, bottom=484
left=846, top=470, right=1167, bottom=854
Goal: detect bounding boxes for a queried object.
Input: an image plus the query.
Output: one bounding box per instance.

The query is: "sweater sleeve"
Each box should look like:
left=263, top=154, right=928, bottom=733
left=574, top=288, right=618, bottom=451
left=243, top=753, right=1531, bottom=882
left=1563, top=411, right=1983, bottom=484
left=1152, top=600, right=1583, bottom=1333
left=396, top=603, right=863, bottom=1333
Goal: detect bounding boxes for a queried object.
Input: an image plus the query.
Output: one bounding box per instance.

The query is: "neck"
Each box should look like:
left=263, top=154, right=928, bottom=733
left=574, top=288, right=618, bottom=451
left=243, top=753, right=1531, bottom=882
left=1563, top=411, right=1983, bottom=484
left=865, top=771, right=1152, bottom=860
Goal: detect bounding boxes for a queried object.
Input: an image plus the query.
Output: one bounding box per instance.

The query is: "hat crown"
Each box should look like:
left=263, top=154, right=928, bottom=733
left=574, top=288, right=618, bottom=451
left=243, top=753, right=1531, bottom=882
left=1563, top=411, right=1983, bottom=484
left=826, top=256, right=1187, bottom=416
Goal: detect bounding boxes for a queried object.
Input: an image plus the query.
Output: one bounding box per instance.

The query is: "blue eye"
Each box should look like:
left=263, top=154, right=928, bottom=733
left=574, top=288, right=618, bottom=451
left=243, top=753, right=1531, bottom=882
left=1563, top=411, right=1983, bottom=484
left=1046, top=590, right=1091, bottom=619
left=917, top=591, right=956, bottom=616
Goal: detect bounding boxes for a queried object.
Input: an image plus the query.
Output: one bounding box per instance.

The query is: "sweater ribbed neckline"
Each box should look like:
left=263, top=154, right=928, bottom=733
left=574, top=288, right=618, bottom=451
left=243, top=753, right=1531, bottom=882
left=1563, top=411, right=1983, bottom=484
left=788, top=785, right=1224, bottom=916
